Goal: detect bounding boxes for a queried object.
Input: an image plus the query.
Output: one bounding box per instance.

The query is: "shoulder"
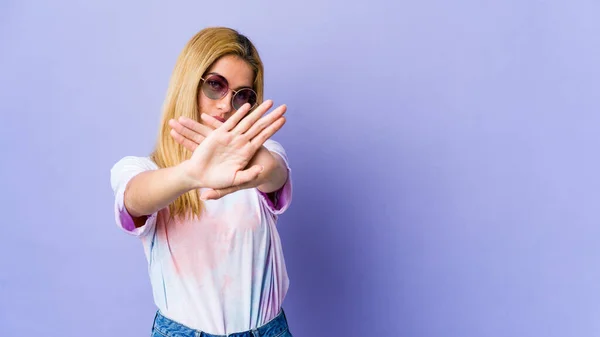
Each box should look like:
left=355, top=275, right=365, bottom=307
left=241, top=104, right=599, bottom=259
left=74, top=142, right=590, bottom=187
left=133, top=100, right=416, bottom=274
left=263, top=139, right=287, bottom=154
left=111, top=156, right=158, bottom=171
left=111, top=155, right=158, bottom=172
left=263, top=139, right=290, bottom=166
left=110, top=156, right=158, bottom=190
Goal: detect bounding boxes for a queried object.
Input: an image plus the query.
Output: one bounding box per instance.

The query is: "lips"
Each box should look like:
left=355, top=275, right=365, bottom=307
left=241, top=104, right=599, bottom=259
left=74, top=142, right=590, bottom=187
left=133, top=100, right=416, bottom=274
left=212, top=116, right=226, bottom=123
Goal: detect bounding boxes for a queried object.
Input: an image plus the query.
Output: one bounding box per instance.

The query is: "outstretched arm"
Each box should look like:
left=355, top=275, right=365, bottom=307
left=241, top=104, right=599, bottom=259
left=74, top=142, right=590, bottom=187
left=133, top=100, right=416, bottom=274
left=123, top=101, right=286, bottom=222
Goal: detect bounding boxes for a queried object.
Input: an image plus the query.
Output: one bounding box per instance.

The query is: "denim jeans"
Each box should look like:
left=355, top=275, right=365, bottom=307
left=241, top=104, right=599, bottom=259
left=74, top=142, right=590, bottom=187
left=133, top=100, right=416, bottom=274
left=151, top=309, right=294, bottom=337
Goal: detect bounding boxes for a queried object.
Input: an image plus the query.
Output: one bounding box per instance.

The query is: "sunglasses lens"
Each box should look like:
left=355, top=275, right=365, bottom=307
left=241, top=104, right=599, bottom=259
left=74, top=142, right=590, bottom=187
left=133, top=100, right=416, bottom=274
left=232, top=89, right=257, bottom=110
left=202, top=75, right=228, bottom=99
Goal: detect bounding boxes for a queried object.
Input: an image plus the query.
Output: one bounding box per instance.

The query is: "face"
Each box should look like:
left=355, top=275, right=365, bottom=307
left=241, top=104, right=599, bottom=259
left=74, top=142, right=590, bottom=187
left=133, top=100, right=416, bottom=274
left=197, top=54, right=255, bottom=124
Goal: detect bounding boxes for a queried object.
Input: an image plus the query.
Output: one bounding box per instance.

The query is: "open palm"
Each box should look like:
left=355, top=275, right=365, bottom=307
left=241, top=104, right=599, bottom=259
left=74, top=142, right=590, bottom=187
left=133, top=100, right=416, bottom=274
left=177, top=100, right=286, bottom=198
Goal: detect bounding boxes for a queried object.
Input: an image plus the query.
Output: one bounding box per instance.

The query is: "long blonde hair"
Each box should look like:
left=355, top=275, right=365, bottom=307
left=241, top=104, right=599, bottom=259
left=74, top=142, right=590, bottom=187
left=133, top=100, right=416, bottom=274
left=151, top=27, right=264, bottom=219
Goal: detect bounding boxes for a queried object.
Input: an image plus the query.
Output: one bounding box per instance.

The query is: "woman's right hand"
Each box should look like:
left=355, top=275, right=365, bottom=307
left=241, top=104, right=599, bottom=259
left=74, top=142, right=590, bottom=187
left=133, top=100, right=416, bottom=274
left=177, top=100, right=286, bottom=199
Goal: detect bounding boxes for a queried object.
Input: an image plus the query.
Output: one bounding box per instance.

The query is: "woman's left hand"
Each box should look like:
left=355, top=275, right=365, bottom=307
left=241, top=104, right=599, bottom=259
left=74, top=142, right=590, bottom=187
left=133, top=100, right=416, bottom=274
left=168, top=115, right=274, bottom=199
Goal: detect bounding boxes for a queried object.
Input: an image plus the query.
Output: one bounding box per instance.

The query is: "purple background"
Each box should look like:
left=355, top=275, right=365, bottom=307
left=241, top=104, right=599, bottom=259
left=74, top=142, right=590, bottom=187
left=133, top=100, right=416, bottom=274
left=1, top=1, right=599, bottom=336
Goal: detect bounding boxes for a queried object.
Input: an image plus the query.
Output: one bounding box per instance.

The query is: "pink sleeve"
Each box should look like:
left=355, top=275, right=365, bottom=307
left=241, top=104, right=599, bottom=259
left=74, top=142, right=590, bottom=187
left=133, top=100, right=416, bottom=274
left=257, top=140, right=293, bottom=215
left=110, top=156, right=159, bottom=237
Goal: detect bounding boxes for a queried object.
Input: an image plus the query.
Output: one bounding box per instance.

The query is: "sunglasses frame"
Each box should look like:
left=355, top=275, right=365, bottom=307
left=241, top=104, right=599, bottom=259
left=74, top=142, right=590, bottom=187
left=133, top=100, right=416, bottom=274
left=199, top=73, right=258, bottom=111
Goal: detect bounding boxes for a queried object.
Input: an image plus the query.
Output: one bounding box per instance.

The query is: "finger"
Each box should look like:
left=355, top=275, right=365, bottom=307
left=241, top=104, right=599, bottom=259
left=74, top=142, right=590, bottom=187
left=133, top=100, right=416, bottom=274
left=221, top=102, right=253, bottom=131
left=200, top=188, right=221, bottom=201
left=231, top=100, right=274, bottom=135
left=244, top=104, right=287, bottom=140
left=201, top=185, right=240, bottom=200
left=250, top=116, right=286, bottom=147
left=232, top=164, right=264, bottom=186
left=169, top=119, right=206, bottom=144
left=200, top=166, right=263, bottom=200
left=178, top=116, right=215, bottom=135
left=170, top=129, right=199, bottom=152
left=200, top=114, right=225, bottom=129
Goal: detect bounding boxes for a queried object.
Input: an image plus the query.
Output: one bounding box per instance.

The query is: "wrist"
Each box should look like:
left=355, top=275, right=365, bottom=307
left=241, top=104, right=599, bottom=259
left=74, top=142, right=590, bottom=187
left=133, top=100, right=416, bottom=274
left=176, top=160, right=204, bottom=190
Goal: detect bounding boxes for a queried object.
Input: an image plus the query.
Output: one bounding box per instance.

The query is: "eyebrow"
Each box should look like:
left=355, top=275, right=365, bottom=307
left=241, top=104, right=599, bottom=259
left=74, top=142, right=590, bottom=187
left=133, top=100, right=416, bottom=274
left=206, top=72, right=253, bottom=91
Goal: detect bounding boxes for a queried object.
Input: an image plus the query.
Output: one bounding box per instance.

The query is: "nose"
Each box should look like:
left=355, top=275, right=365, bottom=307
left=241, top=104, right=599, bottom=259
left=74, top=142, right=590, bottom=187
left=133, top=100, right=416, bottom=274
left=216, top=90, right=234, bottom=113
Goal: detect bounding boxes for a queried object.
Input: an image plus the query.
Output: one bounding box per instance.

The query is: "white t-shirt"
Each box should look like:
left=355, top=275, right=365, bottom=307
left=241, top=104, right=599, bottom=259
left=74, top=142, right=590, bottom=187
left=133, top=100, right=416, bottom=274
left=109, top=139, right=293, bottom=335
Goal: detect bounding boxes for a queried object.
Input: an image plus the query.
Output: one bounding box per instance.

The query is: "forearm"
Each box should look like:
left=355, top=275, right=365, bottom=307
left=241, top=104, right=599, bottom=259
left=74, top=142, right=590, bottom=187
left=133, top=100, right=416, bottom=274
left=123, top=161, right=200, bottom=217
left=253, top=147, right=288, bottom=193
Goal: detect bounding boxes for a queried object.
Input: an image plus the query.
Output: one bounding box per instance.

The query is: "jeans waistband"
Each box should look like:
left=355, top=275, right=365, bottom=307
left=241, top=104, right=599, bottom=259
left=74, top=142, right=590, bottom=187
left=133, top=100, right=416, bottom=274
left=152, top=309, right=289, bottom=337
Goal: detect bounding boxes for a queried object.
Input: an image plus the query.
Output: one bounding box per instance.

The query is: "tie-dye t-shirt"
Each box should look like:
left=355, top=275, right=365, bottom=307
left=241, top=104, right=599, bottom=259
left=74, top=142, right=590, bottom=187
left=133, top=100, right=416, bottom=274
left=109, top=139, right=292, bottom=335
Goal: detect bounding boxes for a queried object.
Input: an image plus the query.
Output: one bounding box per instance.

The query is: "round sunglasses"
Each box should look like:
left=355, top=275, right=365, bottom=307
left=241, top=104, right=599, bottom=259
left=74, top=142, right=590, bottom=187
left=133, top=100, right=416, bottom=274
left=199, top=74, right=258, bottom=111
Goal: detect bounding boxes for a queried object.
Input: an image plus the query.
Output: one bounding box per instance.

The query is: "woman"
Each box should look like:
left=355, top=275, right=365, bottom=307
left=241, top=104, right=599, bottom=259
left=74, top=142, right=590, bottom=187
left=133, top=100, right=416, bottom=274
left=110, top=27, right=294, bottom=337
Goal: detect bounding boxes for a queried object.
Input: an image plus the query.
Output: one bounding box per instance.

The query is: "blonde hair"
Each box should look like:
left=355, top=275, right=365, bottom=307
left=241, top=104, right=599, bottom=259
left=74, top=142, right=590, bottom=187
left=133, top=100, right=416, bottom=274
left=150, top=27, right=264, bottom=219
